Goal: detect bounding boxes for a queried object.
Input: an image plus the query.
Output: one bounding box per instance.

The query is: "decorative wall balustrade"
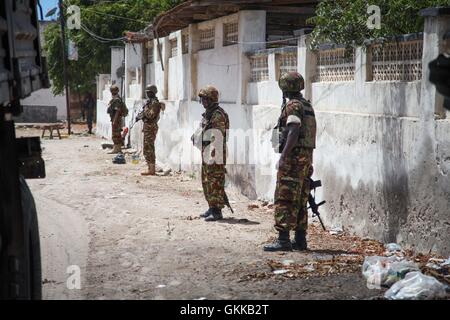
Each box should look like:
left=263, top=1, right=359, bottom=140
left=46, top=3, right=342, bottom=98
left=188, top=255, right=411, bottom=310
left=315, top=48, right=355, bottom=82
left=278, top=52, right=297, bottom=78
left=371, top=38, right=423, bottom=82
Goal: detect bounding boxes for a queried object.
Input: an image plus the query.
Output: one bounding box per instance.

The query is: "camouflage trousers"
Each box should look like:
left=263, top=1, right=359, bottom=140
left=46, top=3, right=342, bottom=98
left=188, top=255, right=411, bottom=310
left=111, top=122, right=123, bottom=146
left=201, top=164, right=226, bottom=209
left=143, top=123, right=158, bottom=166
left=274, top=147, right=313, bottom=233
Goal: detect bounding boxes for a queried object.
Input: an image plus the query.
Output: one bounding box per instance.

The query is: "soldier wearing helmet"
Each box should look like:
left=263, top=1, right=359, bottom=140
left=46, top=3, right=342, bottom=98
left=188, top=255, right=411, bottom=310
left=264, top=71, right=317, bottom=252
left=107, top=84, right=128, bottom=154
left=138, top=84, right=163, bottom=176
left=192, top=85, right=230, bottom=221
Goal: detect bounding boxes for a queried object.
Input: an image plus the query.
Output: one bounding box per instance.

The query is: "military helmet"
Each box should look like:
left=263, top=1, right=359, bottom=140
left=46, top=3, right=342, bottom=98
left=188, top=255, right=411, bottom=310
left=278, top=72, right=305, bottom=93
left=198, top=85, right=219, bottom=103
left=145, top=84, right=158, bottom=94
left=110, top=84, right=119, bottom=93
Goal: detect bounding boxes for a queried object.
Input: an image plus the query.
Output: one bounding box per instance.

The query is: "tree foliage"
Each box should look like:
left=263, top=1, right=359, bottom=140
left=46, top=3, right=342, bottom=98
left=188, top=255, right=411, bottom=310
left=44, top=0, right=183, bottom=96
left=308, top=0, right=450, bottom=49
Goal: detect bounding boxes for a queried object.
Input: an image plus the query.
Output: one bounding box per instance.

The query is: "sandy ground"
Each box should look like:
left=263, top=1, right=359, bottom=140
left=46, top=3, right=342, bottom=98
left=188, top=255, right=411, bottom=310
left=18, top=125, right=388, bottom=300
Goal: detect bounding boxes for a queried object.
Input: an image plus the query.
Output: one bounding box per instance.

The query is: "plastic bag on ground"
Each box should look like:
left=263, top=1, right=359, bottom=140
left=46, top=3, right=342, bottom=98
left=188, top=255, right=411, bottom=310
left=384, top=271, right=447, bottom=300
left=385, top=243, right=402, bottom=252
left=362, top=256, right=419, bottom=288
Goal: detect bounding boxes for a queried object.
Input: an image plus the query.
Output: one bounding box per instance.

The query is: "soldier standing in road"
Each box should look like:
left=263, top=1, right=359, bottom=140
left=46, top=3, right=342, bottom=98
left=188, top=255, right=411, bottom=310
left=83, top=92, right=95, bottom=134
left=264, top=72, right=317, bottom=252
left=107, top=85, right=128, bottom=154
left=191, top=85, right=230, bottom=222
left=139, top=85, right=163, bottom=176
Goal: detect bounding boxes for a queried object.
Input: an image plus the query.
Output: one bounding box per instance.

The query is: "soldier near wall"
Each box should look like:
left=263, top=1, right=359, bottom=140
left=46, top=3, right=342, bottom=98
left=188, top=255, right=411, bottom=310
left=264, top=72, right=317, bottom=252
left=191, top=85, right=230, bottom=222
left=138, top=85, right=163, bottom=176
left=107, top=85, right=128, bottom=154
left=83, top=92, right=95, bottom=134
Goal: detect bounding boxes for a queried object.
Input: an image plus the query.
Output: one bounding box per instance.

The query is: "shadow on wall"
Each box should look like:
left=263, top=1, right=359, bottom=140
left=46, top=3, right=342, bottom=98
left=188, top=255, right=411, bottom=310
left=380, top=116, right=410, bottom=243
left=226, top=164, right=257, bottom=200
left=380, top=84, right=410, bottom=243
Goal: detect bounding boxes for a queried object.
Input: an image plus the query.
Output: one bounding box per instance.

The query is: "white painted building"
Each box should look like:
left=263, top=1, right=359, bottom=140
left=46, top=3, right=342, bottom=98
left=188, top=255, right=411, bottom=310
left=96, top=2, right=450, bottom=255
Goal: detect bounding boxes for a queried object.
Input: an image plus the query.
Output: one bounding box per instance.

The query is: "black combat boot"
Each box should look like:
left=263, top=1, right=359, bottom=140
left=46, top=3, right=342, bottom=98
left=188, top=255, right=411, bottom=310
left=200, top=208, right=212, bottom=218
left=204, top=207, right=223, bottom=222
left=292, top=229, right=307, bottom=251
left=263, top=230, right=293, bottom=252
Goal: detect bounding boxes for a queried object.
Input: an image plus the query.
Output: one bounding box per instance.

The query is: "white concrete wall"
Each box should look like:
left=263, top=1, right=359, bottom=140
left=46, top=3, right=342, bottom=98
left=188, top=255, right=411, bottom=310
left=247, top=81, right=282, bottom=106
left=21, top=87, right=67, bottom=120
left=125, top=42, right=143, bottom=99
left=306, top=12, right=450, bottom=255
left=95, top=10, right=450, bottom=255
left=145, top=63, right=155, bottom=88
left=111, top=47, right=125, bottom=92
left=196, top=46, right=239, bottom=103
left=153, top=38, right=167, bottom=99
left=96, top=99, right=111, bottom=139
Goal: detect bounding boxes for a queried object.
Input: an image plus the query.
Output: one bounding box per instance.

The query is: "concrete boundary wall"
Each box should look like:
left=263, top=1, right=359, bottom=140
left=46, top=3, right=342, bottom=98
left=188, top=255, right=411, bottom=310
left=96, top=9, right=450, bottom=255
left=306, top=11, right=450, bottom=255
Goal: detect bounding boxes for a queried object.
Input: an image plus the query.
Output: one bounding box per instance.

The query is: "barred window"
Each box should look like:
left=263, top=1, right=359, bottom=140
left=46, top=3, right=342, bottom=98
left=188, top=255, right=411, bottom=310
left=250, top=55, right=269, bottom=82
left=145, top=41, right=154, bottom=64
left=170, top=38, right=178, bottom=58
left=182, top=33, right=189, bottom=54
left=371, top=39, right=423, bottom=82
left=278, top=53, right=297, bottom=78
left=199, top=28, right=215, bottom=50
left=223, top=22, right=238, bottom=46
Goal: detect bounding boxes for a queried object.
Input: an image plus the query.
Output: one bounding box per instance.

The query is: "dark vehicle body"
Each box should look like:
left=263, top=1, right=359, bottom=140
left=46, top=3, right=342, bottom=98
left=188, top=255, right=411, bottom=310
left=0, top=0, right=48, bottom=299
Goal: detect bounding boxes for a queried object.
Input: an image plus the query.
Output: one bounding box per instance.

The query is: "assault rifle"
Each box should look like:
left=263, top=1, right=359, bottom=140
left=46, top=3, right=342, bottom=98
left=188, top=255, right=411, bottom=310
left=307, top=178, right=326, bottom=231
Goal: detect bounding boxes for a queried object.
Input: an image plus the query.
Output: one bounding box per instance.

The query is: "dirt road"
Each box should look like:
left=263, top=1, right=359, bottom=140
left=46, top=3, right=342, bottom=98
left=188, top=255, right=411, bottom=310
left=19, top=126, right=384, bottom=300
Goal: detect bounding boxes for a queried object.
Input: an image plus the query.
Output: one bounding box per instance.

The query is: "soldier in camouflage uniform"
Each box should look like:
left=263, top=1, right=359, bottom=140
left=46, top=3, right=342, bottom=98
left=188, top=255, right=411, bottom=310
left=191, top=85, right=230, bottom=222
left=139, top=85, right=163, bottom=176
left=264, top=72, right=317, bottom=252
left=107, top=85, right=128, bottom=154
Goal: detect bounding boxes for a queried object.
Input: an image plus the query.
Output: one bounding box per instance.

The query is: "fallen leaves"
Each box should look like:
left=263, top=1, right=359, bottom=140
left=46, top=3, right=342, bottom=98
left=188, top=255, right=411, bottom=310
left=237, top=255, right=364, bottom=282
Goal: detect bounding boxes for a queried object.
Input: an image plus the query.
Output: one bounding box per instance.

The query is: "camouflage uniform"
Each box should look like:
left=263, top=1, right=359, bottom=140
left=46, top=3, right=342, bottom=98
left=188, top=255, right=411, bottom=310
left=193, top=86, right=230, bottom=221
left=200, top=104, right=229, bottom=209
left=107, top=86, right=127, bottom=153
left=264, top=72, right=316, bottom=252
left=274, top=96, right=316, bottom=232
left=142, top=97, right=161, bottom=167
